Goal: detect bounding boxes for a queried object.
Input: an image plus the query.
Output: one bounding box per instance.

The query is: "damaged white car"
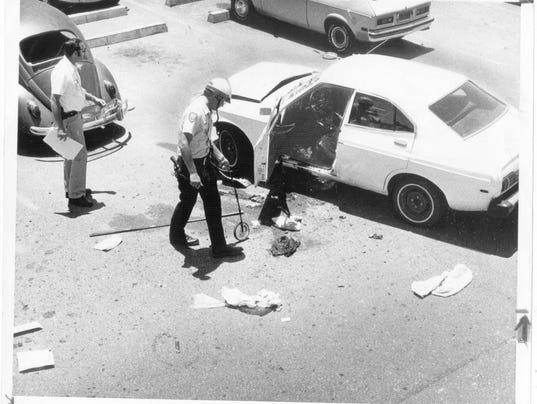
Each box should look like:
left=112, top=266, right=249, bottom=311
left=216, top=55, right=519, bottom=226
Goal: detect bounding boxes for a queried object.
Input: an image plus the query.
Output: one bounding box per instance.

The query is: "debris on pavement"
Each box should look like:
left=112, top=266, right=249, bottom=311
left=221, top=287, right=283, bottom=316
left=191, top=293, right=226, bottom=309
left=249, top=194, right=266, bottom=204
left=281, top=317, right=291, bottom=322
left=251, top=220, right=260, bottom=229
left=270, top=235, right=301, bottom=257
left=368, top=233, right=383, bottom=240
left=94, top=235, right=122, bottom=252
left=245, top=201, right=262, bottom=208
left=412, top=264, right=473, bottom=298
left=273, top=214, right=302, bottom=231
left=17, top=349, right=55, bottom=373
left=13, top=321, right=43, bottom=337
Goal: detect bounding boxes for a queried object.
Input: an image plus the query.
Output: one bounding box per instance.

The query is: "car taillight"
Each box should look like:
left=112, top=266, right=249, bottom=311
left=104, top=80, right=117, bottom=98
left=27, top=100, right=41, bottom=120
left=377, top=16, right=394, bottom=26
left=415, top=5, right=430, bottom=15
left=502, top=170, right=519, bottom=192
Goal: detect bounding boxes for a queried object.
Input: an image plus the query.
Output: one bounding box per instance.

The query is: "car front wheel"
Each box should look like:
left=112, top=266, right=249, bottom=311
left=231, top=0, right=254, bottom=22
left=216, top=127, right=252, bottom=177
left=392, top=177, right=446, bottom=227
left=327, top=22, right=354, bottom=54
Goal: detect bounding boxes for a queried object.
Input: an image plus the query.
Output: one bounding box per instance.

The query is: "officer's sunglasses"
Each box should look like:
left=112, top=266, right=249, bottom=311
left=74, top=46, right=87, bottom=57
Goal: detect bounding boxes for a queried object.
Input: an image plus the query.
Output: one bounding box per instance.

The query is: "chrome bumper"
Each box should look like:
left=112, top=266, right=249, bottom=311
left=367, top=16, right=435, bottom=42
left=488, top=186, right=519, bottom=218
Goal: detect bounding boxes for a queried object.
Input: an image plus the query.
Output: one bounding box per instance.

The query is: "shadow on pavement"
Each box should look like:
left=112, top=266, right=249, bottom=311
left=18, top=124, right=131, bottom=161
left=231, top=13, right=434, bottom=59
left=174, top=244, right=245, bottom=280
left=271, top=171, right=518, bottom=258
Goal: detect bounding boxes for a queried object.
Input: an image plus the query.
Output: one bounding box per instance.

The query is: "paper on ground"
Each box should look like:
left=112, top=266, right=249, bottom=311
left=191, top=293, right=226, bottom=309
left=94, top=235, right=122, bottom=251
left=42, top=127, right=83, bottom=160
left=221, top=287, right=282, bottom=310
left=13, top=321, right=43, bottom=336
left=17, top=349, right=54, bottom=372
left=411, top=272, right=447, bottom=298
left=273, top=214, right=302, bottom=231
left=432, top=264, right=473, bottom=297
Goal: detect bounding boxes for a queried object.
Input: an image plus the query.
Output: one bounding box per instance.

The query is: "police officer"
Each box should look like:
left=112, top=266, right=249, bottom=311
left=169, top=78, right=243, bottom=258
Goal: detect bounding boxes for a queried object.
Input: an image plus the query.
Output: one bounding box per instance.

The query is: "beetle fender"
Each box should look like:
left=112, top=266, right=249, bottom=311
left=18, top=84, right=54, bottom=137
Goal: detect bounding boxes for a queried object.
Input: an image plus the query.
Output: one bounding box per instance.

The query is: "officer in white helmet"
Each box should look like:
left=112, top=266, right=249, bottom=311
left=169, top=78, right=244, bottom=258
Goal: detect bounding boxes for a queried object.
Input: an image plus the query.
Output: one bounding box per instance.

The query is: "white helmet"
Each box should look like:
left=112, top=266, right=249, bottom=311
left=205, top=78, right=232, bottom=103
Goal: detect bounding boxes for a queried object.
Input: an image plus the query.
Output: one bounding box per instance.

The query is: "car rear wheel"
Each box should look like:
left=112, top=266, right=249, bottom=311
left=392, top=177, right=446, bottom=227
left=231, top=0, right=254, bottom=22
left=216, top=127, right=252, bottom=177
left=327, top=22, right=354, bottom=54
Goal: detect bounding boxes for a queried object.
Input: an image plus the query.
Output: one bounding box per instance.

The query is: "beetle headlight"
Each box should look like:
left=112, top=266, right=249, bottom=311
left=104, top=80, right=117, bottom=98
left=27, top=100, right=41, bottom=120
left=377, top=16, right=394, bottom=26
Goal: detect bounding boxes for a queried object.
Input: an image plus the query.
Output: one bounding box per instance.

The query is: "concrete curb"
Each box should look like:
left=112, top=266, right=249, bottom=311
left=207, top=9, right=229, bottom=23
left=85, top=22, right=168, bottom=48
left=69, top=5, right=129, bottom=25
left=165, top=0, right=202, bottom=6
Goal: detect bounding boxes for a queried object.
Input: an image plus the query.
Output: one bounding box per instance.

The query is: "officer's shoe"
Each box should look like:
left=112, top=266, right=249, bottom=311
left=170, top=234, right=200, bottom=248
left=68, top=195, right=93, bottom=208
left=65, top=188, right=92, bottom=199
left=212, top=245, right=244, bottom=258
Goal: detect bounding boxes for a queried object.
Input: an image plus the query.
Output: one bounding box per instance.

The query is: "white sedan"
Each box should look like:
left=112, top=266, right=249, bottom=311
left=216, top=55, right=519, bottom=226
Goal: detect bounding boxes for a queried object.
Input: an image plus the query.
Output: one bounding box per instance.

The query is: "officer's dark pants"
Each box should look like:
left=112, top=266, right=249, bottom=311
left=169, top=155, right=227, bottom=250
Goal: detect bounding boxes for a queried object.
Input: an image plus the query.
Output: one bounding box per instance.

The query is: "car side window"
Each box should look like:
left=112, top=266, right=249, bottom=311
left=348, top=93, right=414, bottom=133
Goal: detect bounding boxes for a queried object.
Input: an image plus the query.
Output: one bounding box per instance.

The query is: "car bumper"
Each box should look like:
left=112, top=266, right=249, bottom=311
left=366, top=16, right=435, bottom=42
left=30, top=98, right=127, bottom=136
left=487, top=186, right=518, bottom=218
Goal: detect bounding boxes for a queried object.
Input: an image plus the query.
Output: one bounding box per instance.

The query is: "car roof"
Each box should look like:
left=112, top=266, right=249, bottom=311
left=319, top=55, right=468, bottom=108
left=20, top=0, right=83, bottom=41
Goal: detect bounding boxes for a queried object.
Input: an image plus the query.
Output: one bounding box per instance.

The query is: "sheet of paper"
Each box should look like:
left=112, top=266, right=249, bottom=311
left=94, top=235, right=122, bottom=252
left=13, top=321, right=43, bottom=336
left=17, top=349, right=54, bottom=372
left=43, top=127, right=83, bottom=160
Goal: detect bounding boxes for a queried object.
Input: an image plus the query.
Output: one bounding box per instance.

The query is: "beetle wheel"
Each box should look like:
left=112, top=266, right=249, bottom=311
left=231, top=0, right=254, bottom=22
left=392, top=177, right=446, bottom=227
left=327, top=22, right=354, bottom=54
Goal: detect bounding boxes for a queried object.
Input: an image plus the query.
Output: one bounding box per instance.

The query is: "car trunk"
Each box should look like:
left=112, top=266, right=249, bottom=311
left=27, top=60, right=101, bottom=110
left=368, top=0, right=429, bottom=16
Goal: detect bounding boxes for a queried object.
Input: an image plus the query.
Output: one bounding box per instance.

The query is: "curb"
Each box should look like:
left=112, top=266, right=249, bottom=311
left=207, top=9, right=229, bottom=23
left=69, top=5, right=129, bottom=25
left=165, top=0, right=202, bottom=6
left=85, top=22, right=169, bottom=48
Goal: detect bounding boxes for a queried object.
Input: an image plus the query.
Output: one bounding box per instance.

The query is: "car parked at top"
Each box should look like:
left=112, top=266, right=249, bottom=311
left=39, top=0, right=119, bottom=13
left=231, top=0, right=434, bottom=53
left=19, top=0, right=127, bottom=142
left=216, top=55, right=519, bottom=227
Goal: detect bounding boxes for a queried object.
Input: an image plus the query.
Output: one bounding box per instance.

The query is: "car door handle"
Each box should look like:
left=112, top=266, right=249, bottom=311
left=394, top=139, right=407, bottom=147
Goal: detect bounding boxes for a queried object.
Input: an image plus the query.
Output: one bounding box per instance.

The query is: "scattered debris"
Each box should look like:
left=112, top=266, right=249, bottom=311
left=281, top=317, right=291, bottom=322
left=17, top=349, right=55, bottom=373
left=94, top=235, right=122, bottom=251
left=368, top=233, right=383, bottom=240
left=249, top=194, right=266, bottom=204
left=221, top=287, right=282, bottom=316
left=273, top=214, right=302, bottom=231
left=271, top=235, right=301, bottom=257
left=251, top=220, right=260, bottom=229
left=412, top=264, right=473, bottom=298
left=191, top=293, right=226, bottom=309
left=245, top=201, right=262, bottom=208
left=13, top=321, right=43, bottom=337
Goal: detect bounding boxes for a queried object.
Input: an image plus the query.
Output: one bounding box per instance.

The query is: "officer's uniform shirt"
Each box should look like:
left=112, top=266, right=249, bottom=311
left=179, top=96, right=212, bottom=159
left=51, top=56, right=86, bottom=113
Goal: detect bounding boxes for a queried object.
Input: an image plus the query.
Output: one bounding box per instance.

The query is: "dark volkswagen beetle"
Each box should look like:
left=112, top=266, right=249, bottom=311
left=19, top=0, right=127, bottom=141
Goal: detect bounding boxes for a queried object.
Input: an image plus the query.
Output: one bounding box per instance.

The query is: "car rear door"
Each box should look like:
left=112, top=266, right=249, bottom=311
left=261, top=0, right=308, bottom=27
left=333, top=92, right=416, bottom=194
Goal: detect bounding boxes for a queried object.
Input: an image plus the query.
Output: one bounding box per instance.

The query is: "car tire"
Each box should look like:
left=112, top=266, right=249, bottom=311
left=216, top=127, right=252, bottom=177
left=231, top=0, right=255, bottom=22
left=327, top=22, right=354, bottom=54
left=392, top=177, right=446, bottom=227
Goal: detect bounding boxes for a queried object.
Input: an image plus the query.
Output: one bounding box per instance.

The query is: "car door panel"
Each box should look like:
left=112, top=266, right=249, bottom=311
left=261, top=0, right=308, bottom=27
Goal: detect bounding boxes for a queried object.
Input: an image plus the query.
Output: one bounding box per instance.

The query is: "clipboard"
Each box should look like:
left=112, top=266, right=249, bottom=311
left=42, top=127, right=83, bottom=160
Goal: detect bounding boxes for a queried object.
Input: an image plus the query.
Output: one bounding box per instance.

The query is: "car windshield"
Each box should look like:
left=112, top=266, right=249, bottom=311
left=429, top=81, right=507, bottom=138
left=20, top=30, right=77, bottom=64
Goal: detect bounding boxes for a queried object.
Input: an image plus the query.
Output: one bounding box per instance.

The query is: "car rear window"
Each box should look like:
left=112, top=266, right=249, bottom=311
left=429, top=81, right=507, bottom=138
left=20, top=30, right=76, bottom=64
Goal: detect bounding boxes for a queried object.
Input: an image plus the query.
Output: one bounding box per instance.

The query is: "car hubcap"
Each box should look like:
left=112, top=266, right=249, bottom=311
left=234, top=0, right=249, bottom=17
left=219, top=131, right=238, bottom=167
left=398, top=184, right=434, bottom=223
left=331, top=27, right=348, bottom=49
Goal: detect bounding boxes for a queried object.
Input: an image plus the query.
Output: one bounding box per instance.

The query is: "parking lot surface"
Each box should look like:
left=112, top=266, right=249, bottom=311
left=12, top=1, right=521, bottom=402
